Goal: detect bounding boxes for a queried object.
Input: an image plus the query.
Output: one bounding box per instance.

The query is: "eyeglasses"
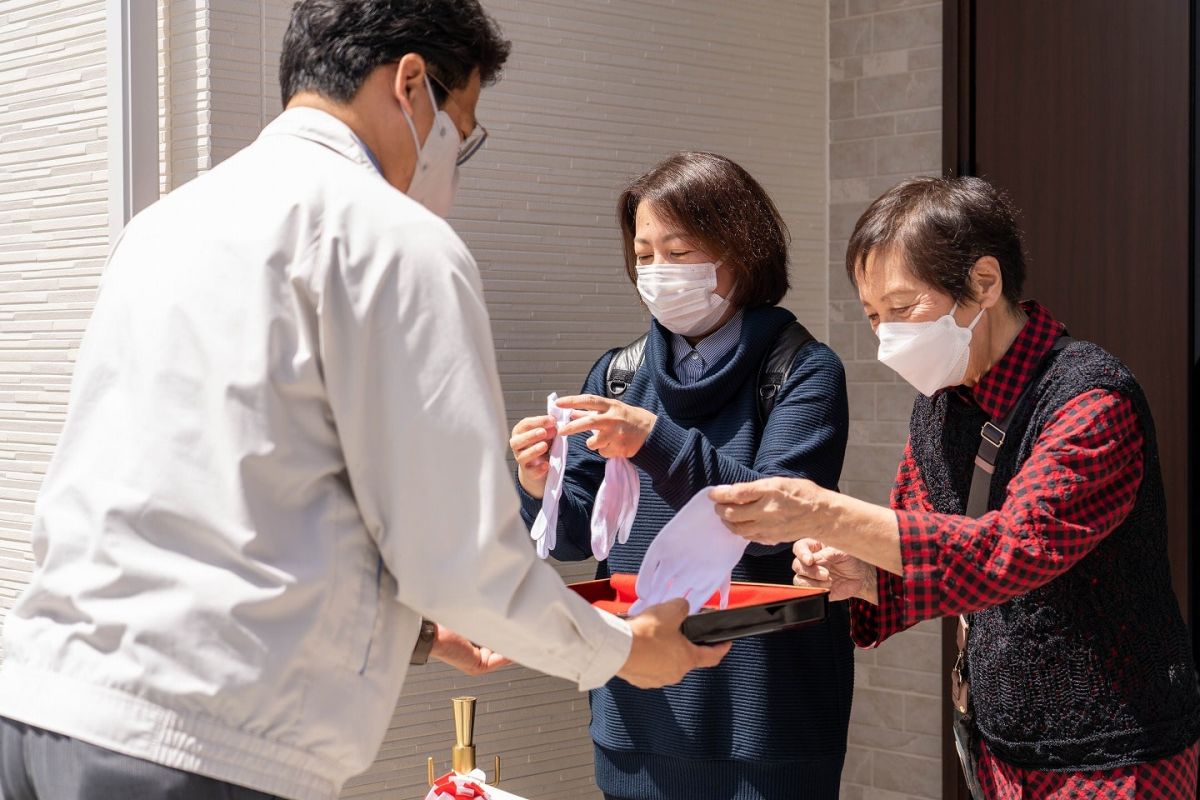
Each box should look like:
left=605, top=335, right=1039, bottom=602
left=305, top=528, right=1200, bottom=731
left=455, top=121, right=487, bottom=166
left=428, top=73, right=488, bottom=166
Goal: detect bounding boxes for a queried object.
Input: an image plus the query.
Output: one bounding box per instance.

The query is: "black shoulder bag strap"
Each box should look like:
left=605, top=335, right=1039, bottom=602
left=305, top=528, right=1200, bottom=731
left=756, top=321, right=815, bottom=422
left=951, top=334, right=1073, bottom=796
left=604, top=333, right=648, bottom=398
left=965, top=335, right=1074, bottom=517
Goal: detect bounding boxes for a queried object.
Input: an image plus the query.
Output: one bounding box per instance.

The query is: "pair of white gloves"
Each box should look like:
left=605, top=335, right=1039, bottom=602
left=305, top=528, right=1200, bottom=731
left=530, top=393, right=639, bottom=561
left=529, top=393, right=747, bottom=614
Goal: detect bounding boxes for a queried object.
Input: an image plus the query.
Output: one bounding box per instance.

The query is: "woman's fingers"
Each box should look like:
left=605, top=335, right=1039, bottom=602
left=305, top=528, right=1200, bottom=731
left=512, top=415, right=555, bottom=434
left=514, top=440, right=549, bottom=466
left=791, top=556, right=830, bottom=581
left=555, top=394, right=612, bottom=412
left=558, top=414, right=606, bottom=438
left=794, top=573, right=833, bottom=590
left=716, top=498, right=766, bottom=524
left=792, top=538, right=825, bottom=566
left=509, top=422, right=555, bottom=454
left=708, top=480, right=771, bottom=507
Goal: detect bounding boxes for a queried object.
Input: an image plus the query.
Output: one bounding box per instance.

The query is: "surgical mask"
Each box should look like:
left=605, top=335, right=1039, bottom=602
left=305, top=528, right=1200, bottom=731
left=876, top=304, right=985, bottom=397
left=401, top=76, right=460, bottom=217
left=636, top=261, right=731, bottom=337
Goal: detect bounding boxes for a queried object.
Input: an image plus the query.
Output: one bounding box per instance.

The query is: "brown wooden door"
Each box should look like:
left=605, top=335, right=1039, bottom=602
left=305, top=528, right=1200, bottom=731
left=942, top=2, right=1196, bottom=797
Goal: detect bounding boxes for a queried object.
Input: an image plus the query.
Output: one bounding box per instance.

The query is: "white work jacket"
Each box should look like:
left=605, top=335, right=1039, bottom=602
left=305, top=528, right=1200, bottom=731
left=0, top=108, right=630, bottom=800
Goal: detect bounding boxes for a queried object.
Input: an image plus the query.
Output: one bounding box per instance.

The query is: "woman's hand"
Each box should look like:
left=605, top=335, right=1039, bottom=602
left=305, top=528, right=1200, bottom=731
left=712, top=479, right=905, bottom=575
left=709, top=477, right=829, bottom=545
left=556, top=395, right=657, bottom=459
left=792, top=539, right=878, bottom=603
left=509, top=415, right=558, bottom=498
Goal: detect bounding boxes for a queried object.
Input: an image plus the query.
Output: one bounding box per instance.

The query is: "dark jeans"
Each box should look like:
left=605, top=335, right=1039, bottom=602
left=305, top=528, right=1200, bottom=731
left=0, top=717, right=280, bottom=800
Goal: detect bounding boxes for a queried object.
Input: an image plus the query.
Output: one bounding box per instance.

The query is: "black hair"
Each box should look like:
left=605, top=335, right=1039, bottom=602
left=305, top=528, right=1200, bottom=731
left=618, top=152, right=791, bottom=309
left=279, top=0, right=512, bottom=107
left=846, top=176, right=1027, bottom=305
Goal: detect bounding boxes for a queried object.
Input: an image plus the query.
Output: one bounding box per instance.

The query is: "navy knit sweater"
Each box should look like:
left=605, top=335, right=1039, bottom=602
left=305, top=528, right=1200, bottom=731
left=519, top=305, right=853, bottom=800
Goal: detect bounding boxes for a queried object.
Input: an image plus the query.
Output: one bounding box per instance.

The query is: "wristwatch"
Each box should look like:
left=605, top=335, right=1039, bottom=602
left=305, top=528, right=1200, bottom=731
left=409, top=618, right=438, bottom=666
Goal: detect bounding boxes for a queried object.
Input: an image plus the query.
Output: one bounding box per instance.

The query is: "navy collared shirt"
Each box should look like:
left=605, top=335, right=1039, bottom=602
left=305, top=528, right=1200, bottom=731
left=669, top=311, right=744, bottom=385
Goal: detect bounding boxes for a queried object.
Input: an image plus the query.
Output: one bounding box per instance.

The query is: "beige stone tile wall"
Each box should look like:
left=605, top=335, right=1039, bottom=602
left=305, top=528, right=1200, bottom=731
left=828, top=1, right=944, bottom=798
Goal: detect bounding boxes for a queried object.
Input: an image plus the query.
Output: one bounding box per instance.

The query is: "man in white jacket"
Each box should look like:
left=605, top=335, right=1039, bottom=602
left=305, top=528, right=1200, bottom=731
left=0, top=2, right=728, bottom=798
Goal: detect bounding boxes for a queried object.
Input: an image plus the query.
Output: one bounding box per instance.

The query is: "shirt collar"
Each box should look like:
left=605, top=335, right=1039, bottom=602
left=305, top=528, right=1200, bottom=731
left=259, top=107, right=382, bottom=177
left=671, top=311, right=744, bottom=375
left=966, top=300, right=1065, bottom=419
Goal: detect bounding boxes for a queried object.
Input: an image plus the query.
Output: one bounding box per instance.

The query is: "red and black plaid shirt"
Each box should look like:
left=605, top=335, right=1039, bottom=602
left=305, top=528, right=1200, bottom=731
left=850, top=301, right=1199, bottom=798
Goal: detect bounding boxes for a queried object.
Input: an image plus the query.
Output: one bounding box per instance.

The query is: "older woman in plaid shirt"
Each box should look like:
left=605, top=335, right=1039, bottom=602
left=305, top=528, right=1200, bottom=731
left=713, top=176, right=1200, bottom=799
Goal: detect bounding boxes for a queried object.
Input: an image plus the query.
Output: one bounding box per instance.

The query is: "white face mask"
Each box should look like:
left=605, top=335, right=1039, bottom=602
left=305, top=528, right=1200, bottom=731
left=876, top=304, right=985, bottom=397
left=635, top=261, right=731, bottom=337
left=401, top=76, right=460, bottom=217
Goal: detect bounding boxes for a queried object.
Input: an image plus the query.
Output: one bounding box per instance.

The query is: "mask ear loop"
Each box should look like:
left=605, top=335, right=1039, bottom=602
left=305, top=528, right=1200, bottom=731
left=400, top=75, right=441, bottom=157
left=949, top=302, right=986, bottom=331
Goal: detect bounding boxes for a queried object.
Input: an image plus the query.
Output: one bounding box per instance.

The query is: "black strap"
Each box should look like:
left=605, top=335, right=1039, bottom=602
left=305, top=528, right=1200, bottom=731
left=604, top=333, right=648, bottom=398
left=603, top=322, right=816, bottom=422
left=965, top=335, right=1075, bottom=518
left=957, top=334, right=1074, bottom=711
left=756, top=322, right=816, bottom=422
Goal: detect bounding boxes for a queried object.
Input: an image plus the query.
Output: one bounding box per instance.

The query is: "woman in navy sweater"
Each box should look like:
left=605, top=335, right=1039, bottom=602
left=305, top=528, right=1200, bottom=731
left=510, top=152, right=852, bottom=800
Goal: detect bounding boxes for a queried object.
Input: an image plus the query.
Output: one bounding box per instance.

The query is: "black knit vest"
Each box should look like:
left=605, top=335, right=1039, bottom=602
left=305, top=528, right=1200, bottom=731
left=909, top=340, right=1200, bottom=770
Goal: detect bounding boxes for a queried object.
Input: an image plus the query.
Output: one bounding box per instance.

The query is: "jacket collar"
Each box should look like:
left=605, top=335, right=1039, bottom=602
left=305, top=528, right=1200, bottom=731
left=259, top=107, right=382, bottom=177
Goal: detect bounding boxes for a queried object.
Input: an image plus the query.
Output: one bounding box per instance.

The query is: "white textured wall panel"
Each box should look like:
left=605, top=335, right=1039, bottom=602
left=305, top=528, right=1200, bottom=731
left=0, top=0, right=108, bottom=651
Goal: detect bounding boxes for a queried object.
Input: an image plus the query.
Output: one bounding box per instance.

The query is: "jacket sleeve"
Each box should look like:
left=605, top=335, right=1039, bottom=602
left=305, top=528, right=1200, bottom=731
left=629, top=341, right=850, bottom=555
left=517, top=351, right=617, bottom=562
left=319, top=221, right=629, bottom=691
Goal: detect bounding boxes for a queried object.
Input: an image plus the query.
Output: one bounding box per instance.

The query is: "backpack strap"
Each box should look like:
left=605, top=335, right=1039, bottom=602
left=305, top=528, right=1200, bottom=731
left=756, top=322, right=816, bottom=422
left=604, top=333, right=648, bottom=399
left=605, top=323, right=818, bottom=416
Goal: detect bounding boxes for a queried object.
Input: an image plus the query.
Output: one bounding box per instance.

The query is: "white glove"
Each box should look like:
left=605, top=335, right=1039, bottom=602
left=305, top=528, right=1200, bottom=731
left=629, top=490, right=748, bottom=615
left=529, top=392, right=572, bottom=559
left=590, top=456, right=640, bottom=561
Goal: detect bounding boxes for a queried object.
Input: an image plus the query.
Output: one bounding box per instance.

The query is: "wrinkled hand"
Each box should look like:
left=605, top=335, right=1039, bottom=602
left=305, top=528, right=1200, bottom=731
left=431, top=625, right=511, bottom=676
left=509, top=415, right=558, bottom=499
left=556, top=395, right=656, bottom=459
left=616, top=598, right=730, bottom=689
left=793, top=539, right=877, bottom=603
left=710, top=477, right=829, bottom=545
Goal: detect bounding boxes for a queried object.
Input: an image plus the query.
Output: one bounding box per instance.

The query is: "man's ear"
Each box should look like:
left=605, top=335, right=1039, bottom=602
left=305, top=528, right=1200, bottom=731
left=392, top=53, right=427, bottom=118
left=971, top=256, right=1004, bottom=309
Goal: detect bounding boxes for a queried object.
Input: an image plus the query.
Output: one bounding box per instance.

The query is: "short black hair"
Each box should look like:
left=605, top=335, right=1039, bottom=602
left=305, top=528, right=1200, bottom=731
left=279, top=0, right=512, bottom=108
left=618, top=152, right=791, bottom=309
left=845, top=176, right=1027, bottom=305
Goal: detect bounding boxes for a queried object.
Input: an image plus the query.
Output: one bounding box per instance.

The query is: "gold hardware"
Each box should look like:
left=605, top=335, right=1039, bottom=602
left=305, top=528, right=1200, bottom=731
left=426, top=696, right=502, bottom=785
left=451, top=696, right=477, bottom=774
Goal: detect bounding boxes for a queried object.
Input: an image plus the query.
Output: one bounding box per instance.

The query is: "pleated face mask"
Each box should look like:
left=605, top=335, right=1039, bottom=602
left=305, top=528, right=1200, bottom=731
left=635, top=261, right=731, bottom=337
left=876, top=304, right=985, bottom=397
